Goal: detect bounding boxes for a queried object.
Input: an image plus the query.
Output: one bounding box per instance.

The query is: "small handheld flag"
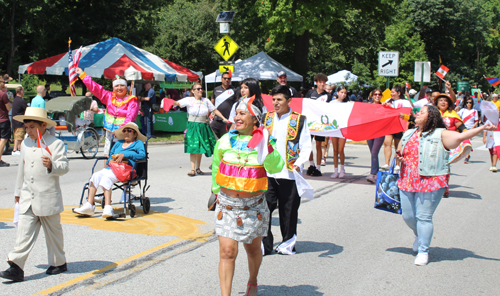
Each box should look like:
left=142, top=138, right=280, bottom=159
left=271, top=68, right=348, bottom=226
left=37, top=129, right=52, bottom=156
left=228, top=69, right=232, bottom=78
left=484, top=76, right=500, bottom=87
left=68, top=38, right=82, bottom=97
left=435, top=65, right=449, bottom=80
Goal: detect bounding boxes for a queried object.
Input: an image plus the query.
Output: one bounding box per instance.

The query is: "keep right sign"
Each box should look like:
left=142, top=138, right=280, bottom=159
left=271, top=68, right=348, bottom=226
left=378, top=51, right=399, bottom=77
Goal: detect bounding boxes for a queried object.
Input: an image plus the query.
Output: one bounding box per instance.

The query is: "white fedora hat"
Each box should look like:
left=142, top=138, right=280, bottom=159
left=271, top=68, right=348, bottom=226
left=13, top=107, right=56, bottom=127
left=114, top=122, right=147, bottom=142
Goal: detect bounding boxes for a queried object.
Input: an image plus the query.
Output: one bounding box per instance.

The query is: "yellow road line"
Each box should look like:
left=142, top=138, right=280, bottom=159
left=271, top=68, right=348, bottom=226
left=33, top=231, right=214, bottom=296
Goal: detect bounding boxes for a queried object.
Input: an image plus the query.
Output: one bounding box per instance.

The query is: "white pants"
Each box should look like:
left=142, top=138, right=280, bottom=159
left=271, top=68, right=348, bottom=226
left=89, top=168, right=118, bottom=191
left=8, top=207, right=66, bottom=270
left=103, top=130, right=116, bottom=156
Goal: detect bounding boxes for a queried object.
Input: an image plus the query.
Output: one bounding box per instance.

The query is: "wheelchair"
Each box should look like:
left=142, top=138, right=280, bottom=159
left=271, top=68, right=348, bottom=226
left=75, top=138, right=151, bottom=219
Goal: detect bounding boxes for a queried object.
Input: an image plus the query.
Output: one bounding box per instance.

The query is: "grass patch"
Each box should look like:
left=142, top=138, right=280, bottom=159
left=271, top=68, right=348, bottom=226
left=148, top=131, right=184, bottom=142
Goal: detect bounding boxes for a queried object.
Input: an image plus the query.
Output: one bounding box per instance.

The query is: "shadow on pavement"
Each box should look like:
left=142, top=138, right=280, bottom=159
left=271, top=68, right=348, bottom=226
left=295, top=241, right=344, bottom=258
left=36, top=260, right=115, bottom=274
left=449, top=190, right=482, bottom=199
left=0, top=222, right=14, bottom=230
left=257, top=284, right=323, bottom=295
left=386, top=247, right=500, bottom=263
left=448, top=184, right=472, bottom=189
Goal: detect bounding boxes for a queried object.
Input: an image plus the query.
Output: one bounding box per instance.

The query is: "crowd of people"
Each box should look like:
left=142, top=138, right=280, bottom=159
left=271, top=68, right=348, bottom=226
left=0, top=69, right=499, bottom=296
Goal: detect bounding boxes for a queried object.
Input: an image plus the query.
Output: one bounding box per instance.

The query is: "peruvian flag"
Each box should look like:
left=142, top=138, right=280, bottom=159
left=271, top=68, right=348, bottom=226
left=37, top=129, right=52, bottom=156
left=435, top=65, right=449, bottom=80
left=262, top=95, right=411, bottom=141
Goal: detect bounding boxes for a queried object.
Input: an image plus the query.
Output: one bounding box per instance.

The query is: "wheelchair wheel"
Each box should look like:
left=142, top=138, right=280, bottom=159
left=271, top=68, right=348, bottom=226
left=143, top=197, right=150, bottom=214
left=80, top=128, right=99, bottom=159
left=129, top=204, right=136, bottom=218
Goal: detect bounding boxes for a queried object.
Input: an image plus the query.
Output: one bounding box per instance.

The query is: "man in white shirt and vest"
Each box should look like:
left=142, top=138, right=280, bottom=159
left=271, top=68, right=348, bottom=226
left=262, top=85, right=312, bottom=255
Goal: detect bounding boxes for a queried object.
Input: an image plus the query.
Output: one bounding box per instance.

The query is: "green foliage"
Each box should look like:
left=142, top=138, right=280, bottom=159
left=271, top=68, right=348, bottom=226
left=20, top=74, right=43, bottom=92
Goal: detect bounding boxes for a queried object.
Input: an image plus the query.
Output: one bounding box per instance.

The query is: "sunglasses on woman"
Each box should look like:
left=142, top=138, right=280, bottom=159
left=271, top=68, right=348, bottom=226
left=373, top=93, right=382, bottom=96
left=123, top=128, right=135, bottom=133
left=193, top=88, right=203, bottom=91
left=467, top=102, right=473, bottom=104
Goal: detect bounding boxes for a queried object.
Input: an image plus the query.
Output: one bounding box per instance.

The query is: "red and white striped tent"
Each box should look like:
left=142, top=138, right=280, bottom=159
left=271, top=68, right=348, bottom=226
left=18, top=37, right=201, bottom=82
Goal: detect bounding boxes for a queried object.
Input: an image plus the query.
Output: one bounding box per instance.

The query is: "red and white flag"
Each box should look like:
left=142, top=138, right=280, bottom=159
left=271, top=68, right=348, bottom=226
left=37, top=129, right=52, bottom=156
left=262, top=95, right=411, bottom=141
left=435, top=65, right=449, bottom=80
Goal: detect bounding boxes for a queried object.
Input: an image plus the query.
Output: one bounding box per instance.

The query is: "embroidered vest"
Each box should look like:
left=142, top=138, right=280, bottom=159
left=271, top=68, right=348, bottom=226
left=264, top=110, right=305, bottom=171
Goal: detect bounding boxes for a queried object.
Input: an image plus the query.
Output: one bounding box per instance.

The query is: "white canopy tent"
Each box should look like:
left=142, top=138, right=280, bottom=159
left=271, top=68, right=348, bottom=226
left=204, top=51, right=302, bottom=92
left=326, top=70, right=359, bottom=85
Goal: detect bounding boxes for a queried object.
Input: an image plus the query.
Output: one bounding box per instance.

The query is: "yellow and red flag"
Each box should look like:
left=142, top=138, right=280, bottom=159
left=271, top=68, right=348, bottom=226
left=37, top=129, right=52, bottom=156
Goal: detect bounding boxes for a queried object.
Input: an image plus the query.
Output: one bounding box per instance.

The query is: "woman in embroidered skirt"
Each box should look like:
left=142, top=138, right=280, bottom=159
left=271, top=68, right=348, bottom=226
left=174, top=82, right=228, bottom=176
left=212, top=96, right=284, bottom=296
left=76, top=68, right=139, bottom=157
left=396, top=105, right=496, bottom=266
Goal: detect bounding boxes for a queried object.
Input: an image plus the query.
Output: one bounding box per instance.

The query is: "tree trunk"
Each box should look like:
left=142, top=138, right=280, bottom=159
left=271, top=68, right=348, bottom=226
left=293, top=30, right=309, bottom=84
left=7, top=0, right=16, bottom=76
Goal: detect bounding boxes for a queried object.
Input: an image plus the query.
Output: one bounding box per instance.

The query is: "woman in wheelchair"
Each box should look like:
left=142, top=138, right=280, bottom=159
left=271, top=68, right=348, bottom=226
left=74, top=122, right=146, bottom=218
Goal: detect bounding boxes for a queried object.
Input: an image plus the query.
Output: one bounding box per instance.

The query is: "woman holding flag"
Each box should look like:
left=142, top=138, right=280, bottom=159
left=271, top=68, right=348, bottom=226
left=0, top=107, right=69, bottom=282
left=76, top=68, right=139, bottom=157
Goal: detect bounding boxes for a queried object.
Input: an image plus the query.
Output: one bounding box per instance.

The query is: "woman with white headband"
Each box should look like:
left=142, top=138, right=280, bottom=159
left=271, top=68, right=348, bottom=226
left=76, top=68, right=139, bottom=157
left=212, top=92, right=284, bottom=296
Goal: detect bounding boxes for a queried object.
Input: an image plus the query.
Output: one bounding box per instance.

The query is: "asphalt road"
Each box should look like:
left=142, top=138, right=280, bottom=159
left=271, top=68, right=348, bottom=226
left=0, top=137, right=499, bottom=295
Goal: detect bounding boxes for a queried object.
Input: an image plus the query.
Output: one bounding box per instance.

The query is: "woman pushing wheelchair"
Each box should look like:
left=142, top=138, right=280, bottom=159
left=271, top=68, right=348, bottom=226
left=74, top=122, right=146, bottom=218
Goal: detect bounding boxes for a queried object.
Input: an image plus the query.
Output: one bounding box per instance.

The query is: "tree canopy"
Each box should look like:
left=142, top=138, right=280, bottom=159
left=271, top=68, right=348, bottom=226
left=2, top=0, right=500, bottom=91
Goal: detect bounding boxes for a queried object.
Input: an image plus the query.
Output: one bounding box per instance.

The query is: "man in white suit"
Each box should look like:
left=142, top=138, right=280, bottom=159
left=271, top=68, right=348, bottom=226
left=0, top=107, right=69, bottom=282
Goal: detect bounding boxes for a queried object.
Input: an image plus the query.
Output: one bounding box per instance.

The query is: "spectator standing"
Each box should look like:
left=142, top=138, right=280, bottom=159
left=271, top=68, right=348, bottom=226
left=211, top=72, right=237, bottom=138
left=305, top=73, right=331, bottom=176
left=81, top=92, right=99, bottom=127
left=0, top=77, right=11, bottom=166
left=349, top=90, right=357, bottom=102
left=183, top=88, right=190, bottom=98
left=276, top=71, right=299, bottom=97
left=11, top=86, right=28, bottom=155
left=141, top=82, right=156, bottom=138
left=31, top=85, right=46, bottom=108
left=43, top=84, right=51, bottom=100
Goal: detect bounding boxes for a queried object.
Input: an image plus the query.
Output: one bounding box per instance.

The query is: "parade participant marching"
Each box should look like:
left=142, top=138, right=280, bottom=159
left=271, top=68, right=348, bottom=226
left=458, top=97, right=478, bottom=163
left=76, top=68, right=139, bottom=158
left=366, top=88, right=385, bottom=183
left=329, top=85, right=349, bottom=178
left=0, top=107, right=69, bottom=282
left=434, top=93, right=469, bottom=198
left=211, top=71, right=237, bottom=138
left=261, top=85, right=312, bottom=255
left=396, top=105, right=496, bottom=266
left=174, top=82, right=228, bottom=176
left=212, top=96, right=284, bottom=296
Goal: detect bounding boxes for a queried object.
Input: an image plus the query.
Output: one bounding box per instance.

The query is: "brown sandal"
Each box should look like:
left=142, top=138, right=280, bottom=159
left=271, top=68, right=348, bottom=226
left=196, top=168, right=204, bottom=175
left=187, top=170, right=196, bottom=176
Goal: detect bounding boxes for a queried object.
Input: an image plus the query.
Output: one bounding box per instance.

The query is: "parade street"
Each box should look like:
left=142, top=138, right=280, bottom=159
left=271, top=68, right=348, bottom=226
left=1, top=138, right=499, bottom=295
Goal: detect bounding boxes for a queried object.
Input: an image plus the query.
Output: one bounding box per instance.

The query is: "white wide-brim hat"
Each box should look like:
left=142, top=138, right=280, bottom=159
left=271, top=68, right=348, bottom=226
left=13, top=107, right=56, bottom=127
left=114, top=122, right=147, bottom=142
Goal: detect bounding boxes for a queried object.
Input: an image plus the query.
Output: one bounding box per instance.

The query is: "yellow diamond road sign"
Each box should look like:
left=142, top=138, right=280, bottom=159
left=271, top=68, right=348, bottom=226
left=214, top=35, right=239, bottom=61
left=219, top=64, right=234, bottom=73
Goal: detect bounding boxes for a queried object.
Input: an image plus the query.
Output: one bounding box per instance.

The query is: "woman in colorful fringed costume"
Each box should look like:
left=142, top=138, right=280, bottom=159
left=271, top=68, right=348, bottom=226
left=434, top=94, right=471, bottom=198
left=212, top=96, right=284, bottom=296
left=76, top=68, right=139, bottom=157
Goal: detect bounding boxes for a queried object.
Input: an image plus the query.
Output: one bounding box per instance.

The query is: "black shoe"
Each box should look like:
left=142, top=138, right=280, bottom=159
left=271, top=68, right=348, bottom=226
left=311, top=168, right=322, bottom=177
left=443, top=194, right=449, bottom=198
left=0, top=261, right=24, bottom=282
left=46, top=262, right=67, bottom=275
left=306, top=165, right=315, bottom=176
left=0, top=160, right=10, bottom=167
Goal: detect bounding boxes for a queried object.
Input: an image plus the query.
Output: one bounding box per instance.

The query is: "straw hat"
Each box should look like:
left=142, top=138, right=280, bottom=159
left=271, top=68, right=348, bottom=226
left=13, top=107, right=56, bottom=127
left=114, top=122, right=146, bottom=142
left=434, top=93, right=455, bottom=105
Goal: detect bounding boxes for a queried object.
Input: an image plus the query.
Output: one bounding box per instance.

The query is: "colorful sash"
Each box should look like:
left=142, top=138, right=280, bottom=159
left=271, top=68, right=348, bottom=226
left=264, top=110, right=303, bottom=171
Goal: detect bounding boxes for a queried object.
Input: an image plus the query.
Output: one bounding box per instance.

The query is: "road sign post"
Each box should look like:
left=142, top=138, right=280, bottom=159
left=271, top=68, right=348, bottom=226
left=378, top=51, right=399, bottom=90
left=214, top=35, right=239, bottom=61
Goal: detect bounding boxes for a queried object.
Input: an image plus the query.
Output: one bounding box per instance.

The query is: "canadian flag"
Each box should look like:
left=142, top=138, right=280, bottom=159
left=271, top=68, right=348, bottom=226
left=262, top=95, right=411, bottom=141
left=435, top=65, right=449, bottom=79
left=37, top=129, right=52, bottom=156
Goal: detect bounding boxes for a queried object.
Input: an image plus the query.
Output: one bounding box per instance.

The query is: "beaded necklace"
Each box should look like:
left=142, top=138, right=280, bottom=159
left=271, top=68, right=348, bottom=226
left=235, top=135, right=249, bottom=173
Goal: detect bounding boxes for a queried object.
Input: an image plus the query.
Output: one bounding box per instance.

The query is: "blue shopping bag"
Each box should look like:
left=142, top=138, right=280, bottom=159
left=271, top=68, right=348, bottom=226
left=374, top=158, right=401, bottom=214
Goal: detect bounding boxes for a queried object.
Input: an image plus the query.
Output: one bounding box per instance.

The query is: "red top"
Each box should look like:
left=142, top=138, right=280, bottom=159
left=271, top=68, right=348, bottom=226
left=397, top=132, right=448, bottom=192
left=442, top=116, right=460, bottom=131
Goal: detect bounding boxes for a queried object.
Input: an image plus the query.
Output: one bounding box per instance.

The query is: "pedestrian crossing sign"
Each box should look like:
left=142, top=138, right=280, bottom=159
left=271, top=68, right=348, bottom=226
left=214, top=35, right=239, bottom=61
left=219, top=64, right=235, bottom=74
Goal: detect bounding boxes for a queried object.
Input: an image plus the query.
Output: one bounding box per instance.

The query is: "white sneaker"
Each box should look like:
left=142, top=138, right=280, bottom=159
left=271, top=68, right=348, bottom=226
left=102, top=205, right=114, bottom=218
left=412, top=236, right=419, bottom=253
left=74, top=202, right=95, bottom=216
left=394, top=165, right=401, bottom=173
left=320, top=159, right=326, bottom=166
left=380, top=164, right=390, bottom=171
left=330, top=171, right=338, bottom=179
left=492, top=167, right=498, bottom=172
left=366, top=174, right=377, bottom=184
left=414, top=253, right=429, bottom=266
left=11, top=150, right=20, bottom=156
left=339, top=168, right=345, bottom=178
